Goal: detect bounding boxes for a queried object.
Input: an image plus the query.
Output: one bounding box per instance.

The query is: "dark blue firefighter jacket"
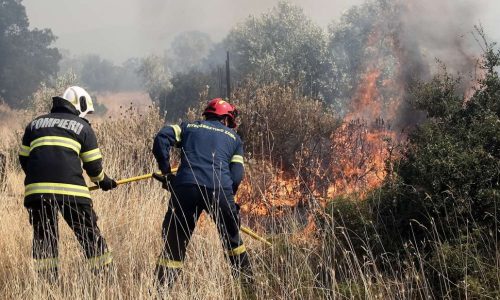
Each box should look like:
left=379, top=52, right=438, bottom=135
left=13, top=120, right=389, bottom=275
left=153, top=119, right=244, bottom=193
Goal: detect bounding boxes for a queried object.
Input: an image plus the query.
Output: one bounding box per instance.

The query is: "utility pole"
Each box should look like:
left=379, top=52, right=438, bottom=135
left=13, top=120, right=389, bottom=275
left=218, top=66, right=223, bottom=97
left=226, top=51, right=231, bottom=99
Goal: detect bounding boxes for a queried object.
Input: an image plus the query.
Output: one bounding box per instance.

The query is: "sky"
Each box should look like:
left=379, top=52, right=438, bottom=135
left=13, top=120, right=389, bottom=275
left=21, top=0, right=364, bottom=63
left=22, top=0, right=500, bottom=64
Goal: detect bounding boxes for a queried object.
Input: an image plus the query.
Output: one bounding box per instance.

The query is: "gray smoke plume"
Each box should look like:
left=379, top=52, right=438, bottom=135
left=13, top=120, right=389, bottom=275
left=333, top=0, right=498, bottom=130
left=399, top=0, right=483, bottom=76
left=394, top=0, right=495, bottom=128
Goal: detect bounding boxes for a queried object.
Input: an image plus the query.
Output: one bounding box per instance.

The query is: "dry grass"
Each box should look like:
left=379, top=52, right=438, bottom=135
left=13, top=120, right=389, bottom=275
left=93, top=91, right=152, bottom=119
left=0, top=107, right=249, bottom=299
left=0, top=104, right=477, bottom=299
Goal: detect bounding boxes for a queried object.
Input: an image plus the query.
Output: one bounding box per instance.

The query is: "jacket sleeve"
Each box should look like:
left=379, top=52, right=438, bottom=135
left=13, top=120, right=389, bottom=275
left=80, top=124, right=105, bottom=183
left=229, top=138, right=245, bottom=194
left=152, top=123, right=182, bottom=174
left=19, top=124, right=32, bottom=173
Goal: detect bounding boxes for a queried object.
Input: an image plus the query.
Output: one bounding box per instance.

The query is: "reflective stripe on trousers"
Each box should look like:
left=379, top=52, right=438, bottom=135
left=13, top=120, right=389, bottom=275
left=157, top=258, right=184, bottom=269
left=88, top=251, right=113, bottom=268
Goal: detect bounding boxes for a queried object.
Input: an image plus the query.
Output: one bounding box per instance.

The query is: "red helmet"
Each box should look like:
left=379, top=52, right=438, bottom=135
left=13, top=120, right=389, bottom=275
left=203, top=98, right=238, bottom=128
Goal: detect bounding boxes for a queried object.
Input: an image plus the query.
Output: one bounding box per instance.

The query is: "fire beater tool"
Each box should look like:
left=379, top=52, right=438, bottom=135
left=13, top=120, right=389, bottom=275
left=88, top=168, right=272, bottom=246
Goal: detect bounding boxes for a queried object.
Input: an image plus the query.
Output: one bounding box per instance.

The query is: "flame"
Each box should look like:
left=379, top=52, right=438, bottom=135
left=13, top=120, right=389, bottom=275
left=239, top=27, right=405, bottom=216
left=347, top=68, right=382, bottom=121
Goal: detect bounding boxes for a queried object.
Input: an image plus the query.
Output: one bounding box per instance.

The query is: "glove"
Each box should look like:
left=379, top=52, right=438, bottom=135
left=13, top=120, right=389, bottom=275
left=152, top=172, right=176, bottom=191
left=98, top=174, right=117, bottom=191
left=160, top=165, right=171, bottom=176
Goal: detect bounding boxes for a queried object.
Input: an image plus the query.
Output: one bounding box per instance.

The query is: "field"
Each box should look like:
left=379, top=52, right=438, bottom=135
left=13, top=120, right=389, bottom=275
left=0, top=83, right=499, bottom=299
left=1, top=0, right=499, bottom=297
left=0, top=97, right=402, bottom=299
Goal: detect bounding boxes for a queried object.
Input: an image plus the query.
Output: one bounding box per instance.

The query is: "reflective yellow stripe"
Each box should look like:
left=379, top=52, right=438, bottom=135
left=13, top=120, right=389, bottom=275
left=169, top=125, right=182, bottom=143
left=231, top=155, right=244, bottom=164
left=157, top=258, right=183, bottom=269
left=25, top=182, right=91, bottom=198
left=30, top=136, right=81, bottom=154
left=88, top=252, right=113, bottom=268
left=228, top=245, right=246, bottom=256
left=80, top=148, right=102, bottom=163
left=89, top=170, right=105, bottom=182
left=34, top=257, right=58, bottom=270
left=19, top=145, right=30, bottom=157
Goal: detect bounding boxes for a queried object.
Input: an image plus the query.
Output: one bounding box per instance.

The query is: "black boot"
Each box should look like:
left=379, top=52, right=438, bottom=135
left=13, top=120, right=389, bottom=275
left=229, top=252, right=255, bottom=292
left=155, top=264, right=181, bottom=292
left=37, top=266, right=59, bottom=285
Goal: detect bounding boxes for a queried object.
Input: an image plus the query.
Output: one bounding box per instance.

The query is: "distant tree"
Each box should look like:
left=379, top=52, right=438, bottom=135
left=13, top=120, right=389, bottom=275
left=325, top=0, right=429, bottom=114
left=137, top=55, right=172, bottom=114
left=166, top=31, right=214, bottom=74
left=79, top=55, right=119, bottom=91
left=58, top=49, right=83, bottom=75
left=119, top=57, right=143, bottom=90
left=326, top=4, right=377, bottom=108
left=214, top=1, right=330, bottom=98
left=163, top=69, right=219, bottom=120
left=59, top=53, right=142, bottom=92
left=0, top=0, right=61, bottom=108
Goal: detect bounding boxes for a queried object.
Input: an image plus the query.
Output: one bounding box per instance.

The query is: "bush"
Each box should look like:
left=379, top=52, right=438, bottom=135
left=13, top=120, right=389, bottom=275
left=233, top=81, right=340, bottom=170
left=365, top=36, right=500, bottom=297
left=427, top=241, right=500, bottom=299
left=320, top=195, right=375, bottom=258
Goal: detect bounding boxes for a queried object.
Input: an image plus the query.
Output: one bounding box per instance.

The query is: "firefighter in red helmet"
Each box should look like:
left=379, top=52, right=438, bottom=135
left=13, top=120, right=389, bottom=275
left=152, top=98, right=252, bottom=288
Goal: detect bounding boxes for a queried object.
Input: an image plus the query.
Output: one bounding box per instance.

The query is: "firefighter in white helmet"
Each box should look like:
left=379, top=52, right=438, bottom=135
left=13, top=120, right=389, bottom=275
left=19, top=86, right=117, bottom=281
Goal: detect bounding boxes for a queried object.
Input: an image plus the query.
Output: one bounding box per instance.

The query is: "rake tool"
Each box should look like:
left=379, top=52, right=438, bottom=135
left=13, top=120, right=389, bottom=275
left=88, top=168, right=272, bottom=246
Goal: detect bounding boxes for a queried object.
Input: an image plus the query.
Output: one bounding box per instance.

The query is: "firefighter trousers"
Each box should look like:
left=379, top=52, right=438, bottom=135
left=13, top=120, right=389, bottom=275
left=25, top=195, right=112, bottom=278
left=155, top=184, right=252, bottom=286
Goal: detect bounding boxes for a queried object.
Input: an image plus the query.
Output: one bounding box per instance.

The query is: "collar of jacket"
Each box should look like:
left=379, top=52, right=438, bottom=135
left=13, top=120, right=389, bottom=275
left=51, top=97, right=80, bottom=116
left=205, top=118, right=227, bottom=127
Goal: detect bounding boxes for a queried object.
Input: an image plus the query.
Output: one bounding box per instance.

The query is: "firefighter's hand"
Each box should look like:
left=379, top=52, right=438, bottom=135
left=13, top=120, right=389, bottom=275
left=152, top=173, right=175, bottom=191
left=98, top=175, right=117, bottom=191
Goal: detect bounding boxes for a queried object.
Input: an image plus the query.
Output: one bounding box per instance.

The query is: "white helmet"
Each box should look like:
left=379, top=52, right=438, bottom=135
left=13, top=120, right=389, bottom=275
left=60, top=86, right=94, bottom=118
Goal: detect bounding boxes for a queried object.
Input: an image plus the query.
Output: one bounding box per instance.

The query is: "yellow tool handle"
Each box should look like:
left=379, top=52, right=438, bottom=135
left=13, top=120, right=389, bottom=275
left=241, top=226, right=272, bottom=246
left=88, top=168, right=272, bottom=246
left=88, top=167, right=178, bottom=191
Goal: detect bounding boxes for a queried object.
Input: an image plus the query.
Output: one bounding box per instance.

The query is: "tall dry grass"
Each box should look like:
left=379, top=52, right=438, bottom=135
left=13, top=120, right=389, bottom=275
left=0, top=103, right=494, bottom=299
left=0, top=106, right=247, bottom=299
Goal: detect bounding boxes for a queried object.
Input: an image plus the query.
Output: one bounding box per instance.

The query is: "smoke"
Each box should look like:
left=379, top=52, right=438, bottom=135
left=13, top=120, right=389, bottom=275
left=399, top=0, right=482, bottom=76
left=339, top=0, right=498, bottom=131
left=394, top=0, right=494, bottom=128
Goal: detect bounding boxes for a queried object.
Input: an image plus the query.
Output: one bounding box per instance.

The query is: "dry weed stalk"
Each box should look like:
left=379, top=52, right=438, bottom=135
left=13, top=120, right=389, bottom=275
left=0, top=101, right=472, bottom=299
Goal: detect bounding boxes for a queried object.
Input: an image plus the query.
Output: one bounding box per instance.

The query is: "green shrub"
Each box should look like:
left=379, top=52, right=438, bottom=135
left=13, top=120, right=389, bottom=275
left=366, top=35, right=500, bottom=297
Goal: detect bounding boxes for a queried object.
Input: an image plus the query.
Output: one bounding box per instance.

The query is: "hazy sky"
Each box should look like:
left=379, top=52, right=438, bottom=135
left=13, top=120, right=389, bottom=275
left=21, top=0, right=364, bottom=63
left=23, top=0, right=500, bottom=64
